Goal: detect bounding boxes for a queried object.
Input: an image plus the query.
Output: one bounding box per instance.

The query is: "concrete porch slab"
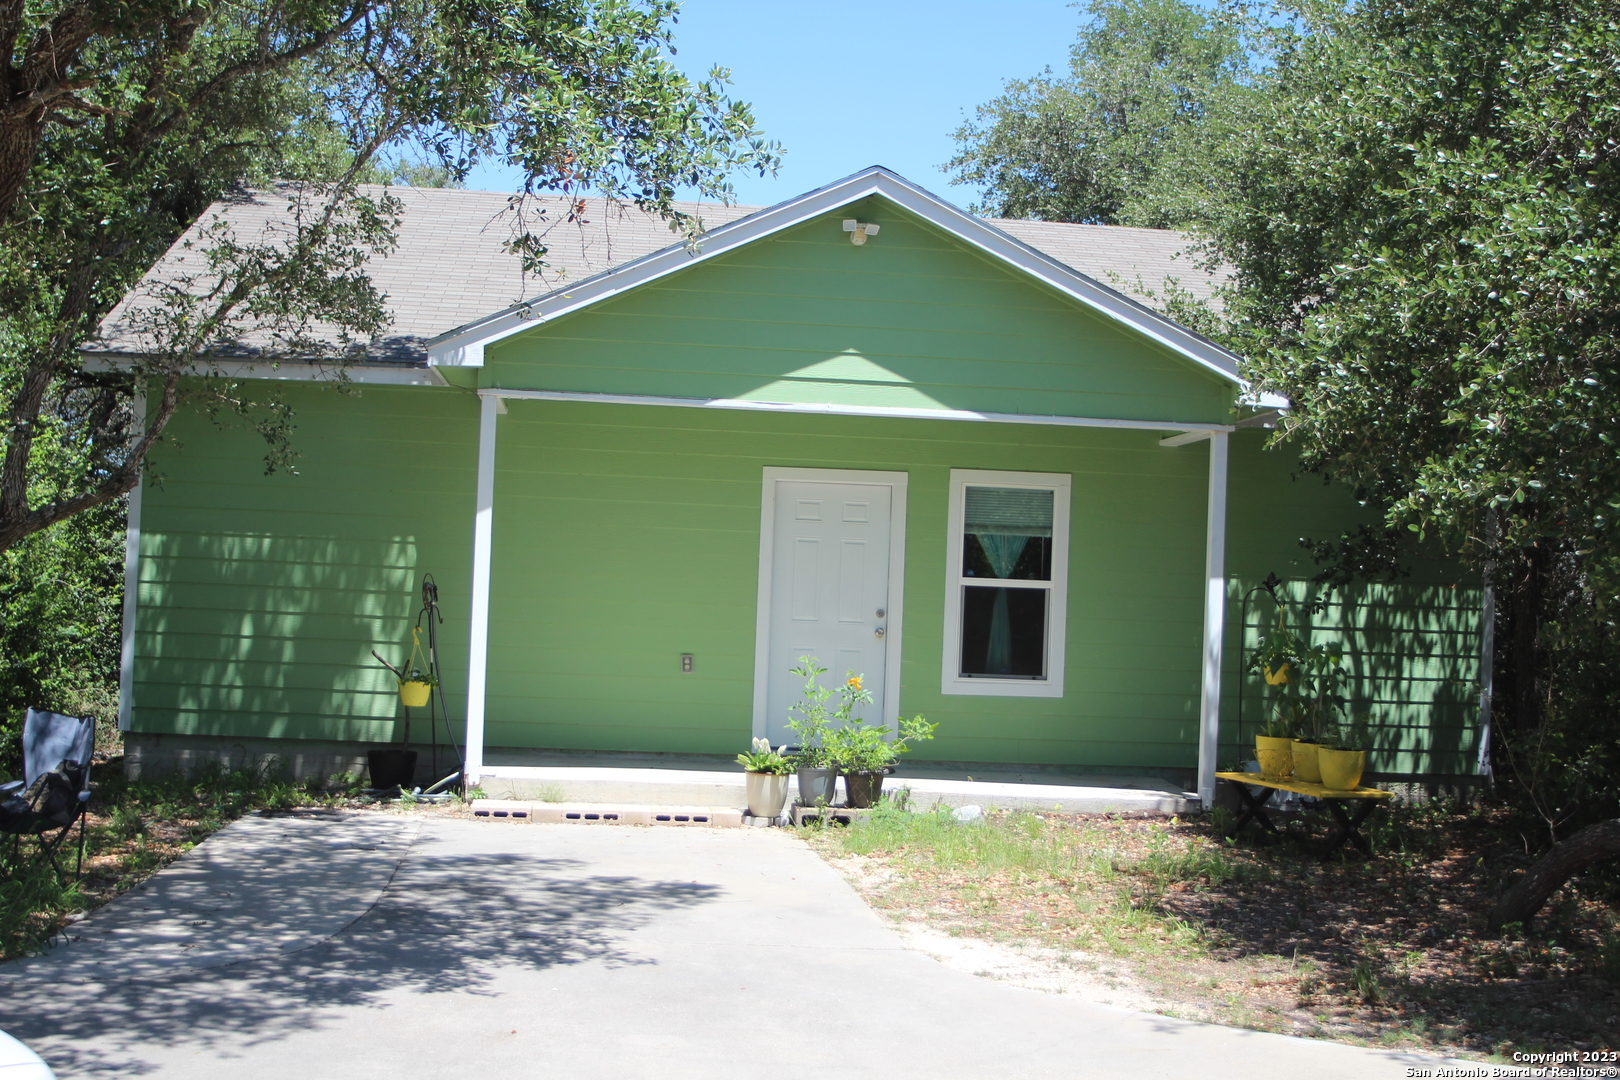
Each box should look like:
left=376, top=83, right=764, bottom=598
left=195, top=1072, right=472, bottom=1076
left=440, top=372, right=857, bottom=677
left=473, top=764, right=1196, bottom=814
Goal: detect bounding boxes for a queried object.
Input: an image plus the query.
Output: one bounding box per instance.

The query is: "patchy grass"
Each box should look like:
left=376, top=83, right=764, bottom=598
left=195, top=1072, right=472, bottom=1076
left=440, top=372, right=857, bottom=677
left=1, top=758, right=386, bottom=961
left=800, top=802, right=1620, bottom=1060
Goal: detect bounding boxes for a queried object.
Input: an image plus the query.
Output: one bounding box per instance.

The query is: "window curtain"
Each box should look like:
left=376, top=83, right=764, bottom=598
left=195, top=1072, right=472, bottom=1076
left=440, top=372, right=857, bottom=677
left=976, top=536, right=1027, bottom=674
left=965, top=486, right=1054, bottom=676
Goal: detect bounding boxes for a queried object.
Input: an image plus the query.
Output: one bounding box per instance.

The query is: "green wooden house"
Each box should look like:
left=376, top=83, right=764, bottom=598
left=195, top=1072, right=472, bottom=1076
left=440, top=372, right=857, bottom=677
left=88, top=167, right=1487, bottom=805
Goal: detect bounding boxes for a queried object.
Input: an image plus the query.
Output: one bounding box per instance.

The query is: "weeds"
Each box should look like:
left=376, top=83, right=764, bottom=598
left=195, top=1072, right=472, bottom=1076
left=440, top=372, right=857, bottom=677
left=1351, top=960, right=1383, bottom=1003
left=805, top=808, right=1233, bottom=964
left=0, top=851, right=83, bottom=958
left=803, top=802, right=1620, bottom=1060
left=1599, top=932, right=1620, bottom=982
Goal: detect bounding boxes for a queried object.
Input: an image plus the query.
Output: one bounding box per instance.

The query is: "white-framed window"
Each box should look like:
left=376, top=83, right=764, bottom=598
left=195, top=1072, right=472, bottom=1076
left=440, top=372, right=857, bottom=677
left=941, top=469, right=1071, bottom=697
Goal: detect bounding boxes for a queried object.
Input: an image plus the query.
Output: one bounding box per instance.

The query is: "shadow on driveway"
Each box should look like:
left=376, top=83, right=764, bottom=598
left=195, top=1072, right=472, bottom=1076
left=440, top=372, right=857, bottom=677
left=4, top=849, right=719, bottom=1077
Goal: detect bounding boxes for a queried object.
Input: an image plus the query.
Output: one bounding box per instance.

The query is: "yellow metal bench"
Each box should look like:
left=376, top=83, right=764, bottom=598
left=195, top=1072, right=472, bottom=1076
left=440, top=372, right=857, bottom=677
left=1215, top=771, right=1395, bottom=857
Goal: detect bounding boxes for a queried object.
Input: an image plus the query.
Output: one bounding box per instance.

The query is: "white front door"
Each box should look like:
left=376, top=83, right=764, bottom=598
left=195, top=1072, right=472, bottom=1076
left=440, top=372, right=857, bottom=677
left=756, top=472, right=904, bottom=745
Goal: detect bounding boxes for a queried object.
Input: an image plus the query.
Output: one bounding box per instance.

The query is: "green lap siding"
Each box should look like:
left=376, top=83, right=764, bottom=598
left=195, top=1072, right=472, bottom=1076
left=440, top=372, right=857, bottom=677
left=483, top=399, right=1213, bottom=763
left=1221, top=434, right=1483, bottom=777
left=482, top=198, right=1234, bottom=427
left=483, top=407, right=1479, bottom=773
left=131, top=390, right=1482, bottom=776
left=130, top=383, right=479, bottom=743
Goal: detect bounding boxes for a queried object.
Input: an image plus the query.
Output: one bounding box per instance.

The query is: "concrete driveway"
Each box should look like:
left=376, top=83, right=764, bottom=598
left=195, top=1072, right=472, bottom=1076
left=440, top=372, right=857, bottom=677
left=1, top=812, right=1461, bottom=1078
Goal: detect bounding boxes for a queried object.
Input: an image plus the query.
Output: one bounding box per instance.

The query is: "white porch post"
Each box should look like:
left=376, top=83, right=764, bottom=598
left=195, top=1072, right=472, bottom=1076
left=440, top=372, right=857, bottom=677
left=464, top=393, right=499, bottom=783
left=1197, top=431, right=1230, bottom=809
left=117, top=391, right=147, bottom=732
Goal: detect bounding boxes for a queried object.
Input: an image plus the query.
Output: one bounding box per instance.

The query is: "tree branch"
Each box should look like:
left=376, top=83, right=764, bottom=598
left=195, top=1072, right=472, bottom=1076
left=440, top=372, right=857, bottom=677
left=140, top=1, right=379, bottom=147
left=1488, top=818, right=1620, bottom=933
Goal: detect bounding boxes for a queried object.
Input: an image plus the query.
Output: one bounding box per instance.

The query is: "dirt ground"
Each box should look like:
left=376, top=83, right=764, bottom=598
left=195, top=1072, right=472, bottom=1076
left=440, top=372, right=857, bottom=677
left=806, top=806, right=1620, bottom=1061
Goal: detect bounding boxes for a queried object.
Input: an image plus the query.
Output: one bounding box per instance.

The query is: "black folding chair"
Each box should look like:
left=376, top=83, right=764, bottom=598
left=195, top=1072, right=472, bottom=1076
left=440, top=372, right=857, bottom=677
left=0, top=709, right=95, bottom=880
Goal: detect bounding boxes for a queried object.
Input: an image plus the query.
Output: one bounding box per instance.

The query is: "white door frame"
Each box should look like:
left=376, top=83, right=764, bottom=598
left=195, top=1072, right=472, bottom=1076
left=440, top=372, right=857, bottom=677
left=752, top=467, right=909, bottom=740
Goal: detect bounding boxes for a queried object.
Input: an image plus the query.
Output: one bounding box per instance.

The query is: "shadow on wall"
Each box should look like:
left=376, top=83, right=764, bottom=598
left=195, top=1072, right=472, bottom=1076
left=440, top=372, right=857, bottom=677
left=1226, top=578, right=1483, bottom=777
left=2, top=845, right=720, bottom=1077
left=136, top=530, right=442, bottom=744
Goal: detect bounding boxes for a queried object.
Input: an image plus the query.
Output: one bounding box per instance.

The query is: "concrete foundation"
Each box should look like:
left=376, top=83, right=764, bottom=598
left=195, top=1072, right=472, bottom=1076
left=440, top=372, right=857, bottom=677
left=121, top=732, right=1196, bottom=812
left=121, top=732, right=464, bottom=787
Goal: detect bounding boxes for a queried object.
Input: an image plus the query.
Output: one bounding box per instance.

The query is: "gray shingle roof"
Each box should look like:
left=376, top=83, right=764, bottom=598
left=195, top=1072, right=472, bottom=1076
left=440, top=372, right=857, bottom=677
left=90, top=183, right=1226, bottom=365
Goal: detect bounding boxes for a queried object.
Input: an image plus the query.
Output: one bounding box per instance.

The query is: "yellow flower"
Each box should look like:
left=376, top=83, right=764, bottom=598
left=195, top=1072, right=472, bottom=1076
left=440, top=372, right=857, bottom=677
left=847, top=675, right=863, bottom=690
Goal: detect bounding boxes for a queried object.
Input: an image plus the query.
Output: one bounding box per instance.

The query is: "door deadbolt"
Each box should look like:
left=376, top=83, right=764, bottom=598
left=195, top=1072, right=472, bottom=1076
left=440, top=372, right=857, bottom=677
left=874, top=627, right=886, bottom=639
left=876, top=608, right=886, bottom=618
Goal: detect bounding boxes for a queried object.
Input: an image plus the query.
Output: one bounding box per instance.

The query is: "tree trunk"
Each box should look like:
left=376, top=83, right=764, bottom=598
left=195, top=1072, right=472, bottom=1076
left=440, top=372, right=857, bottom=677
left=1510, top=548, right=1543, bottom=738
left=0, top=114, right=46, bottom=224
left=1488, top=818, right=1620, bottom=933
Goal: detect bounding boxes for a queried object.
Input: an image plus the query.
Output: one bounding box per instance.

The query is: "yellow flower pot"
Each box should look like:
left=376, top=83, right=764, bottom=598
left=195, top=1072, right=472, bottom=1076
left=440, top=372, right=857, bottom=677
left=399, top=680, right=432, bottom=708
left=1263, top=663, right=1292, bottom=686
left=1255, top=735, right=1295, bottom=781
left=1317, top=748, right=1367, bottom=791
left=1291, top=739, right=1322, bottom=784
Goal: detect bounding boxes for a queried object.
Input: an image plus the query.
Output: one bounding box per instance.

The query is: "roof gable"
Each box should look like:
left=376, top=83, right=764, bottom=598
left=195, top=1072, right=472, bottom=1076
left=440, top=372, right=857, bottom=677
left=430, top=166, right=1241, bottom=388
left=479, top=194, right=1236, bottom=426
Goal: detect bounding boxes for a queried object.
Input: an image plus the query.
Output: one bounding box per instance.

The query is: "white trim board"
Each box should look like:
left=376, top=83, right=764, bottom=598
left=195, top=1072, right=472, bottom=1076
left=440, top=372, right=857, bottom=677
left=430, top=166, right=1244, bottom=386
left=478, top=387, right=1234, bottom=435
left=752, top=467, right=909, bottom=741
left=1197, top=432, right=1230, bottom=808
left=941, top=469, right=1072, bottom=699
left=117, top=391, right=147, bottom=732
left=464, top=394, right=500, bottom=783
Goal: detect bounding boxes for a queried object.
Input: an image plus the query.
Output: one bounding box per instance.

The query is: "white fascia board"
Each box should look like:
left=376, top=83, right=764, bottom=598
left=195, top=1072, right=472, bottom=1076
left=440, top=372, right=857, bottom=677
left=427, top=166, right=1245, bottom=386
left=81, top=353, right=449, bottom=386
left=478, top=386, right=1235, bottom=434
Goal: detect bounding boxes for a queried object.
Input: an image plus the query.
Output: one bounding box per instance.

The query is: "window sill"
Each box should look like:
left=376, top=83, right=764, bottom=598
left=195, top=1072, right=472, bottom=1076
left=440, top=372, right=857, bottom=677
left=941, top=676, right=1065, bottom=698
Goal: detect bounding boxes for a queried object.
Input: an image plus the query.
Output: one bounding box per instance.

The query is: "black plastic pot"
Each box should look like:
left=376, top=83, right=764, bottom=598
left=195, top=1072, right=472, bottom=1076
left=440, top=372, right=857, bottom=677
left=845, top=770, right=886, bottom=808
left=367, top=748, right=418, bottom=790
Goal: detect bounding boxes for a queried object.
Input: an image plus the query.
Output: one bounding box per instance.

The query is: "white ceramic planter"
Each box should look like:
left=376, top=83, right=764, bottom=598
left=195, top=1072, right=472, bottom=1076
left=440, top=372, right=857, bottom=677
left=745, top=771, right=790, bottom=818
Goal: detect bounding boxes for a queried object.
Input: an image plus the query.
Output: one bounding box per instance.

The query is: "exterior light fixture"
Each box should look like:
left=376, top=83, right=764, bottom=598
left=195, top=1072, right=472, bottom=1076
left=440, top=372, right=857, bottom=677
left=842, top=219, right=881, bottom=246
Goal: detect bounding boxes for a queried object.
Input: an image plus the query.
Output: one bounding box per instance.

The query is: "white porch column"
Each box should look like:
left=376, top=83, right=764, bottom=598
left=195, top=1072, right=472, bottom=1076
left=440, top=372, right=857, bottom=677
left=464, top=393, right=499, bottom=783
left=1197, top=431, right=1230, bottom=808
left=117, top=391, right=148, bottom=732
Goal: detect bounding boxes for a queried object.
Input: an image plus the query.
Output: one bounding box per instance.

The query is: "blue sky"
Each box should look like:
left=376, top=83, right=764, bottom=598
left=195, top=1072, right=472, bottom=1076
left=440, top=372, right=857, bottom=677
left=462, top=0, right=1082, bottom=209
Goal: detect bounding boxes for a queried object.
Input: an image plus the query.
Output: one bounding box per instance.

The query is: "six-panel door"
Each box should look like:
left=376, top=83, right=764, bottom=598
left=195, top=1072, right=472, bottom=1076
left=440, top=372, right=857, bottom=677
left=764, top=479, right=893, bottom=744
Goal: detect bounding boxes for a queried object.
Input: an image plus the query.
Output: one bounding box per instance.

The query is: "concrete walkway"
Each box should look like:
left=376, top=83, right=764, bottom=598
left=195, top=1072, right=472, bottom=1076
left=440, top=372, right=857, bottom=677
left=1, top=812, right=1463, bottom=1078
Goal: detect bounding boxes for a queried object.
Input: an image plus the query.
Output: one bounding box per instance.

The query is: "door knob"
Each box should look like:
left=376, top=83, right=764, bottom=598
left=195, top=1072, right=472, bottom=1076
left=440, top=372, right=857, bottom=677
left=874, top=627, right=886, bottom=639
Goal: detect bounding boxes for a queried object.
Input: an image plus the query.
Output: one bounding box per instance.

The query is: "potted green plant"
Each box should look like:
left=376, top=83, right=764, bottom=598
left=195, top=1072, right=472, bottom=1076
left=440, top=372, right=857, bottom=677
left=1254, top=713, right=1297, bottom=781
left=399, top=665, right=438, bottom=708
left=827, top=711, right=937, bottom=808
left=736, top=737, right=793, bottom=818
left=1315, top=718, right=1371, bottom=791
left=786, top=657, right=869, bottom=806
left=1247, top=606, right=1345, bottom=785
left=1286, top=642, right=1344, bottom=784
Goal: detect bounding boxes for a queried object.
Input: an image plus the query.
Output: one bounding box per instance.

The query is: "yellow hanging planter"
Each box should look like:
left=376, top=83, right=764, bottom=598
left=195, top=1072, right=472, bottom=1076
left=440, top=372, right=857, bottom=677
left=397, top=627, right=435, bottom=708
left=1263, top=663, right=1292, bottom=686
